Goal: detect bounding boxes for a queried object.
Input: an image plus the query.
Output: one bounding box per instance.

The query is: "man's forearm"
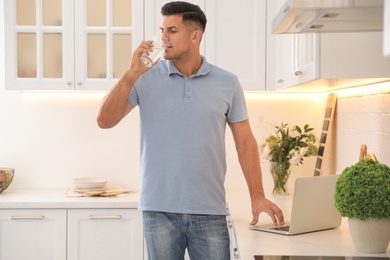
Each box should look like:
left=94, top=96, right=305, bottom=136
left=236, top=134, right=266, bottom=200
left=97, top=69, right=139, bottom=128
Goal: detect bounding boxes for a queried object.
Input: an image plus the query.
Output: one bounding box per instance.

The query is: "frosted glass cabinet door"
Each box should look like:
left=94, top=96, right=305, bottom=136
left=0, top=209, right=67, bottom=260
left=74, top=0, right=143, bottom=90
left=4, top=0, right=74, bottom=90
left=4, top=0, right=143, bottom=90
left=67, top=209, right=144, bottom=260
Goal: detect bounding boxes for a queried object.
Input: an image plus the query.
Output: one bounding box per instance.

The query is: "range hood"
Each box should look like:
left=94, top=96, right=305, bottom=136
left=272, top=0, right=384, bottom=34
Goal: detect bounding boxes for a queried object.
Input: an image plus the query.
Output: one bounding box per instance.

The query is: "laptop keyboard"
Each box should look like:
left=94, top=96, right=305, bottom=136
left=270, top=226, right=290, bottom=232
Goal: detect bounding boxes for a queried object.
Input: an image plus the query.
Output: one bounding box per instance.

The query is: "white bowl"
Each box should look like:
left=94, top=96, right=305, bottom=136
left=73, top=177, right=107, bottom=190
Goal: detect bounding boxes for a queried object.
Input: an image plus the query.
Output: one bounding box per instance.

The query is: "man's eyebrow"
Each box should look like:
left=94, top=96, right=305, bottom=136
left=160, top=26, right=179, bottom=31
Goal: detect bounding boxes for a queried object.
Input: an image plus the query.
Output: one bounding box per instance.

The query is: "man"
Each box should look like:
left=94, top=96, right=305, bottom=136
left=97, top=2, right=284, bottom=259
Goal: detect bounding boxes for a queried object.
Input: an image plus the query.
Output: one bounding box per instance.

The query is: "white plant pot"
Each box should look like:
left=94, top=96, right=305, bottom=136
left=348, top=218, right=390, bottom=253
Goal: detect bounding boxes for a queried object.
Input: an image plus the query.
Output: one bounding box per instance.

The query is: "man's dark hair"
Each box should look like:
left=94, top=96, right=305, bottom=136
left=161, top=1, right=207, bottom=32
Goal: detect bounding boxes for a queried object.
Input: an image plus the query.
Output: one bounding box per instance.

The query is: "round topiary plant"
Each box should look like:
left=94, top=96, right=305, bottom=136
left=334, top=159, right=390, bottom=220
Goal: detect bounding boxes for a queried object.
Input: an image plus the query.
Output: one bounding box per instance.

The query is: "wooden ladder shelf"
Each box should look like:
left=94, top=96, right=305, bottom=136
left=314, top=93, right=338, bottom=176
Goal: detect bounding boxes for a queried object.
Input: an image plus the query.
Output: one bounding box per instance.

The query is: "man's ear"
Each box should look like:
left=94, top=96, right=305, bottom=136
left=192, top=30, right=203, bottom=42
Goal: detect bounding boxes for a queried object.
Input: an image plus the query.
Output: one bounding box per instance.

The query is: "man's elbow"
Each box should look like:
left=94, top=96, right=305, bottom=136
left=96, top=116, right=115, bottom=129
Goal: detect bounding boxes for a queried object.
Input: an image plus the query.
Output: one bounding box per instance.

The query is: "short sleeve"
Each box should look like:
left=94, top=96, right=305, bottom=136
left=226, top=76, right=248, bottom=123
left=127, top=77, right=141, bottom=108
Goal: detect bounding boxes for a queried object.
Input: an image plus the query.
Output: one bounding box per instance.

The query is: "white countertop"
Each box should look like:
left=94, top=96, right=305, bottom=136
left=226, top=189, right=390, bottom=260
left=0, top=189, right=140, bottom=209
left=1, top=189, right=389, bottom=259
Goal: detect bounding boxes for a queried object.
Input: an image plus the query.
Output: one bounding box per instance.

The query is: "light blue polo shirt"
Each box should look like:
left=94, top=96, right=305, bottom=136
left=128, top=57, right=248, bottom=215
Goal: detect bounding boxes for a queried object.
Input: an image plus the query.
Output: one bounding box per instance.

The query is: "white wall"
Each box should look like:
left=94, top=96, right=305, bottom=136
left=333, top=84, right=390, bottom=171
left=0, top=91, right=142, bottom=189
left=225, top=93, right=326, bottom=191
left=0, top=87, right=326, bottom=191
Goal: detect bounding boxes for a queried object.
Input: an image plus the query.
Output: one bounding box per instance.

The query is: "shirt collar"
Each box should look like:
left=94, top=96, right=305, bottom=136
left=167, top=56, right=211, bottom=78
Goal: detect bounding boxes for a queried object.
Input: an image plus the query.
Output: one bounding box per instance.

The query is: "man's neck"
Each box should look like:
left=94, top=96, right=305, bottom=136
left=173, top=55, right=203, bottom=77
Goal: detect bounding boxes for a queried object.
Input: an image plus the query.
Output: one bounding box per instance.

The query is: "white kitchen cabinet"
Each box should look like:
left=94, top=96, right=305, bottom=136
left=205, top=0, right=267, bottom=91
left=4, top=0, right=142, bottom=91
left=266, top=0, right=292, bottom=91
left=0, top=208, right=143, bottom=260
left=0, top=209, right=67, bottom=260
left=67, top=209, right=143, bottom=260
left=267, top=0, right=319, bottom=90
left=267, top=1, right=390, bottom=91
left=0, top=190, right=144, bottom=260
left=271, top=33, right=319, bottom=90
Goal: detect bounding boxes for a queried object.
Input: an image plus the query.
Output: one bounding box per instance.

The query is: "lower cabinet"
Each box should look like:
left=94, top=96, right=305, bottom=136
left=68, top=209, right=143, bottom=260
left=0, top=208, right=143, bottom=260
left=0, top=209, right=67, bottom=260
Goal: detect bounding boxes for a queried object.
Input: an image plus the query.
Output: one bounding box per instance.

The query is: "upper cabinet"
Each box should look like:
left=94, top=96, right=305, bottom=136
left=205, top=0, right=267, bottom=91
left=267, top=0, right=390, bottom=91
left=266, top=0, right=316, bottom=90
left=4, top=0, right=143, bottom=91
left=6, top=0, right=387, bottom=92
left=4, top=0, right=266, bottom=91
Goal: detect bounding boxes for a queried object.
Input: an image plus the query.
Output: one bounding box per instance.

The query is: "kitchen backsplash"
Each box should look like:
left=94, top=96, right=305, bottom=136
left=334, top=90, right=390, bottom=170
left=1, top=84, right=389, bottom=191
left=0, top=90, right=327, bottom=191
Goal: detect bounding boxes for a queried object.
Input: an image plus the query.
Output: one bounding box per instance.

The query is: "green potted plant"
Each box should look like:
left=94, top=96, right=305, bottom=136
left=334, top=156, right=390, bottom=253
left=260, top=123, right=318, bottom=195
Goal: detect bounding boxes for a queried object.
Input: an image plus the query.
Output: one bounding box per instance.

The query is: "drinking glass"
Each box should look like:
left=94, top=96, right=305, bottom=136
left=140, top=34, right=165, bottom=67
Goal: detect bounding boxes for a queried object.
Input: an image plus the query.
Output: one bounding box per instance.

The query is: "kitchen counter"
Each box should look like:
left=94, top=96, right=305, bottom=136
left=0, top=189, right=140, bottom=209
left=226, top=189, right=390, bottom=260
left=1, top=189, right=389, bottom=259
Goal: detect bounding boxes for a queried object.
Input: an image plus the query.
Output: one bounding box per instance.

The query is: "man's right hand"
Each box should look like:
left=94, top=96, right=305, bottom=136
left=128, top=40, right=156, bottom=75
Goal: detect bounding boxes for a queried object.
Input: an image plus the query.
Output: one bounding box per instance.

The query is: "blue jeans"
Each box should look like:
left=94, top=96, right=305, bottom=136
left=143, top=211, right=230, bottom=260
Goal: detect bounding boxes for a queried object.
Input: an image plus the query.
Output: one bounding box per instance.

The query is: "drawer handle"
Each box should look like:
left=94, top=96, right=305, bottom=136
left=89, top=215, right=122, bottom=220
left=11, top=216, right=45, bottom=220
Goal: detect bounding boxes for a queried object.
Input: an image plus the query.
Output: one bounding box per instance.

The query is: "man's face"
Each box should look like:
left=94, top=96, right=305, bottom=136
left=160, top=15, right=194, bottom=61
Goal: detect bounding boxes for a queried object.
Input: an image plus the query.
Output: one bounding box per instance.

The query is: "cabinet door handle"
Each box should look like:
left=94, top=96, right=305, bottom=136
left=11, top=216, right=45, bottom=220
left=233, top=248, right=240, bottom=259
left=89, top=215, right=122, bottom=220
left=295, top=70, right=303, bottom=76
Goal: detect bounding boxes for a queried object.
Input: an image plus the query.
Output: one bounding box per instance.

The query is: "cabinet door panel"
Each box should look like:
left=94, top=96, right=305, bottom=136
left=5, top=0, right=142, bottom=90
left=5, top=0, right=74, bottom=90
left=205, top=0, right=266, bottom=91
left=297, top=33, right=319, bottom=84
left=74, top=0, right=143, bottom=90
left=68, top=209, right=143, bottom=260
left=0, top=209, right=67, bottom=260
left=267, top=0, right=320, bottom=90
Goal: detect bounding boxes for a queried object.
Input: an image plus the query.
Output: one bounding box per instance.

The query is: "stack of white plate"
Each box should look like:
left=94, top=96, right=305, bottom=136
left=73, top=177, right=107, bottom=190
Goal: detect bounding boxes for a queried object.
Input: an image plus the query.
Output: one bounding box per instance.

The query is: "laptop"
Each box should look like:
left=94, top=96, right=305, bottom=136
left=250, top=175, right=342, bottom=235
